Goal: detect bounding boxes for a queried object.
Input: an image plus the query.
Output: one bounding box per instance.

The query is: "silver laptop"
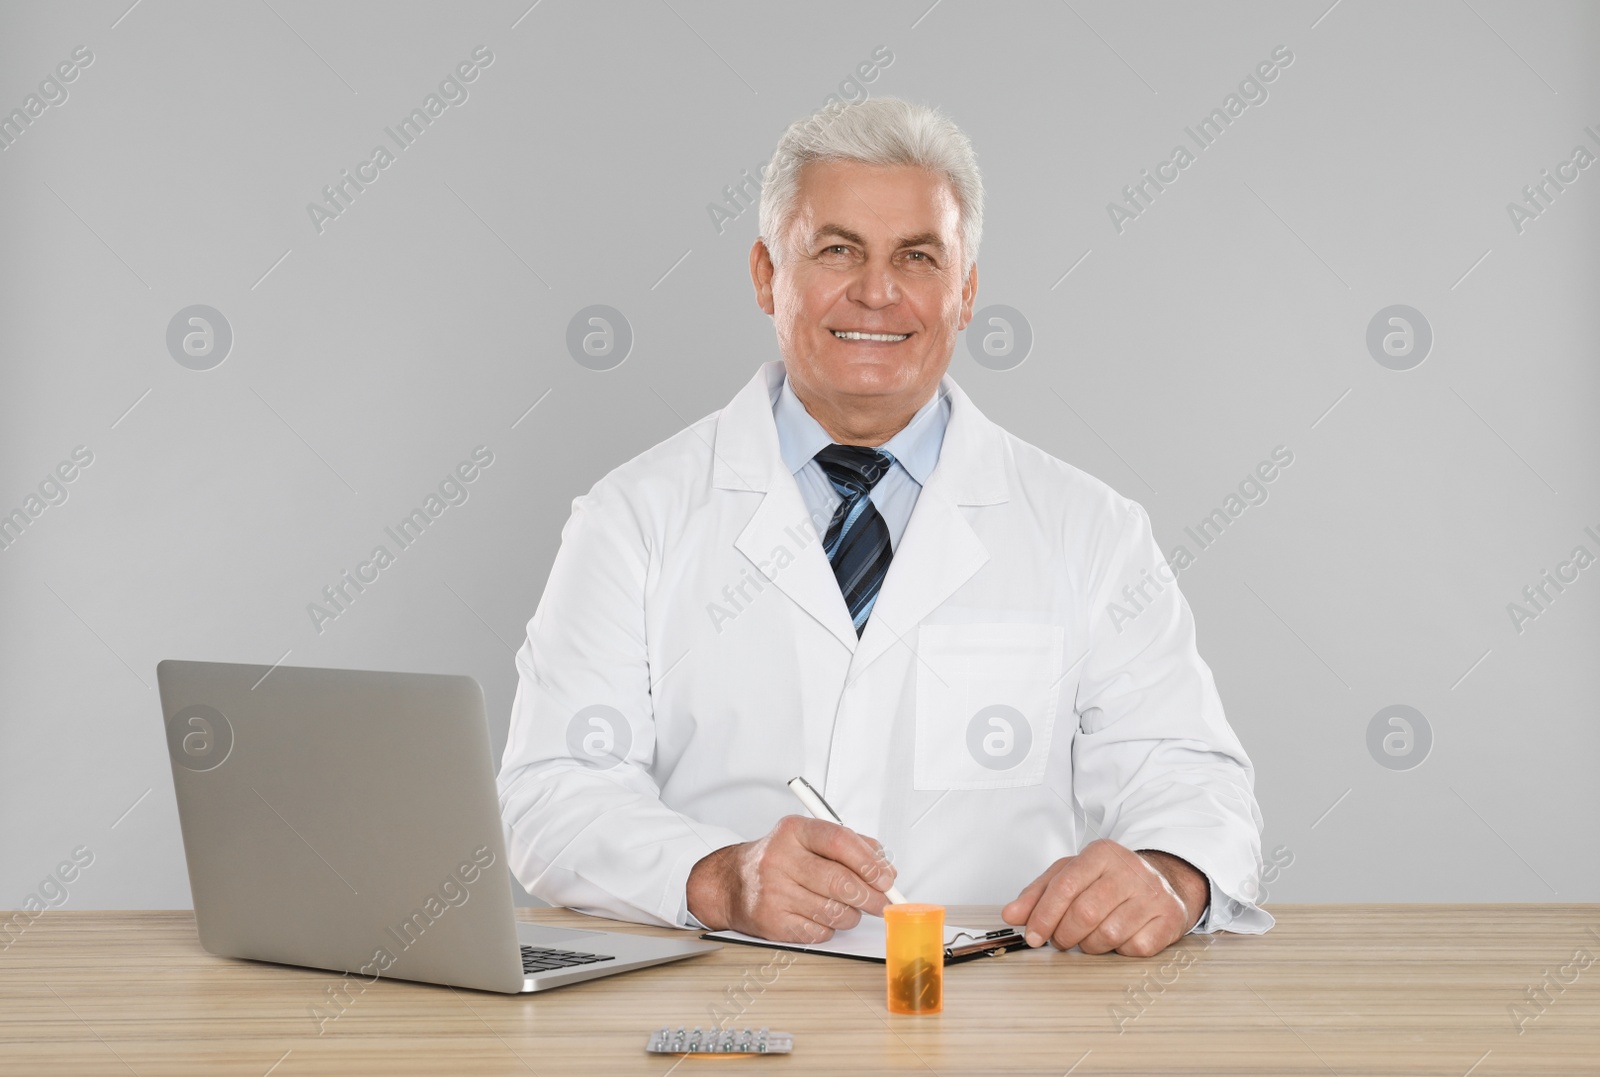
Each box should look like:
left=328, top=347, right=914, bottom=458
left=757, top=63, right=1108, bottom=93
left=155, top=659, right=718, bottom=994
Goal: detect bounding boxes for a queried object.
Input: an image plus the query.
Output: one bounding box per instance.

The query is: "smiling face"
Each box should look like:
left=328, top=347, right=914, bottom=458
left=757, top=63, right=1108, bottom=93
left=751, top=159, right=978, bottom=444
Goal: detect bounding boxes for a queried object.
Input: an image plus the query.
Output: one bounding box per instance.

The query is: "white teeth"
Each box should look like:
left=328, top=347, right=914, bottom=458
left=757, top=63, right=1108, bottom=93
left=832, top=330, right=909, bottom=341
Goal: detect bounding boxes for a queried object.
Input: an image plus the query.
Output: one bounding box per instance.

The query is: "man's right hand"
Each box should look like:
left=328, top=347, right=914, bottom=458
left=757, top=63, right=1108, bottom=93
left=685, top=815, right=898, bottom=943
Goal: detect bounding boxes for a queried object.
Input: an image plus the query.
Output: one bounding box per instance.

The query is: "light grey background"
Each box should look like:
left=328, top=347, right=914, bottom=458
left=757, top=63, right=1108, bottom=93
left=2, top=0, right=1596, bottom=913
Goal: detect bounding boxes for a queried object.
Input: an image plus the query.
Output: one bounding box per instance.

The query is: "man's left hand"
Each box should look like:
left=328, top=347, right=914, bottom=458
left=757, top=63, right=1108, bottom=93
left=1001, top=839, right=1208, bottom=957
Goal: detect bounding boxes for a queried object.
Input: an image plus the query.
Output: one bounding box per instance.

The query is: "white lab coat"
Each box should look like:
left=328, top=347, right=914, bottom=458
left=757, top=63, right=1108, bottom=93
left=498, top=361, right=1272, bottom=935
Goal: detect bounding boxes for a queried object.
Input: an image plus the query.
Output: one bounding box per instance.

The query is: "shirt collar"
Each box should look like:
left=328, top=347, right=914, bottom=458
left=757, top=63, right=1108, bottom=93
left=773, top=368, right=950, bottom=485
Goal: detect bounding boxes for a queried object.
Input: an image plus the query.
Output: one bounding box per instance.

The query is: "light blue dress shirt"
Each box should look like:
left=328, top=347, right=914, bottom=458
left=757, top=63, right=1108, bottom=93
left=772, top=371, right=951, bottom=549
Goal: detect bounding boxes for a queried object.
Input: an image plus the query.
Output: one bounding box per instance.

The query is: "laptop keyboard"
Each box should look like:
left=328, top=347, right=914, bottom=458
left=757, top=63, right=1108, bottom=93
left=520, top=945, right=616, bottom=975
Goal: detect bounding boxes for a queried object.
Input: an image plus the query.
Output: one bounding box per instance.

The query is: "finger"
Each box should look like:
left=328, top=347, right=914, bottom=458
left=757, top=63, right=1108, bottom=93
left=1001, top=860, right=1066, bottom=926
left=748, top=821, right=884, bottom=926
left=759, top=843, right=879, bottom=923
left=797, top=850, right=892, bottom=914
left=1112, top=911, right=1179, bottom=959
left=857, top=841, right=899, bottom=891
left=808, top=896, right=864, bottom=933
left=745, top=874, right=863, bottom=943
left=1024, top=856, right=1109, bottom=948
left=790, top=816, right=902, bottom=883
left=783, top=823, right=895, bottom=911
left=1041, top=872, right=1129, bottom=952
left=819, top=851, right=896, bottom=908
left=769, top=910, right=840, bottom=944
left=792, top=818, right=898, bottom=892
left=790, top=884, right=865, bottom=935
left=852, top=885, right=892, bottom=917
left=1070, top=892, right=1150, bottom=955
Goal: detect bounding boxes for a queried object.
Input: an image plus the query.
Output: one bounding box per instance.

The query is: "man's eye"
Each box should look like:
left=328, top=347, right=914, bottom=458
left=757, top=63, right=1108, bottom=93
left=906, top=251, right=929, bottom=262
left=823, top=245, right=850, bottom=255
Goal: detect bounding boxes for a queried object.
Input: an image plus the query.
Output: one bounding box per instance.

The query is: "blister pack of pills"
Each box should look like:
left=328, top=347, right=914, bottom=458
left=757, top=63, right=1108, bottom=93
left=646, top=1026, right=794, bottom=1055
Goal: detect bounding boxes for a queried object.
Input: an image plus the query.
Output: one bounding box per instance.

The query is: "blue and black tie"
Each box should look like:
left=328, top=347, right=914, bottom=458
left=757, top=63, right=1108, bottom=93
left=815, top=444, right=895, bottom=636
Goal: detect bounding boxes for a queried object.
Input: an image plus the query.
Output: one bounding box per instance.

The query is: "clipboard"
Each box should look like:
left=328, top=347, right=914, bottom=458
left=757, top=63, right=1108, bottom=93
left=942, top=927, right=1033, bottom=963
left=702, top=919, right=1030, bottom=965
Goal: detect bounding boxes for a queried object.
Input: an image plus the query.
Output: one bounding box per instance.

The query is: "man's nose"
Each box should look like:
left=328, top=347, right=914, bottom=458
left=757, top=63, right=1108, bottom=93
left=845, top=259, right=900, bottom=307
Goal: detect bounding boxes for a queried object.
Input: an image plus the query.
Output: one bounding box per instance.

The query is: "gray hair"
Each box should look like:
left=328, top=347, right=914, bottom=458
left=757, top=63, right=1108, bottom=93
left=757, top=97, right=984, bottom=274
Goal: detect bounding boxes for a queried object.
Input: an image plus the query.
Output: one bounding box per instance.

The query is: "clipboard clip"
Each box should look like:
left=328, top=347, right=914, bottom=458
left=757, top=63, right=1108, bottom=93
left=944, top=928, right=1029, bottom=962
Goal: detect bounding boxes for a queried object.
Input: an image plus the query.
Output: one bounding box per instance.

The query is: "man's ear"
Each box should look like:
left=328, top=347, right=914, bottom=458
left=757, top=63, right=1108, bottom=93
left=957, top=261, right=979, bottom=330
left=750, top=239, right=777, bottom=315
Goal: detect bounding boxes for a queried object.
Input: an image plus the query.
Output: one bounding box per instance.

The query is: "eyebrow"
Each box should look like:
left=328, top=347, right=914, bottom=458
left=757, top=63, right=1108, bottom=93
left=810, top=225, right=948, bottom=256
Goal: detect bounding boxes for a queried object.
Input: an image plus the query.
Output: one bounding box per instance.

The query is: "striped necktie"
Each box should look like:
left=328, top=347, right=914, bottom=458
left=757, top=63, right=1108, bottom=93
left=814, top=444, right=895, bottom=636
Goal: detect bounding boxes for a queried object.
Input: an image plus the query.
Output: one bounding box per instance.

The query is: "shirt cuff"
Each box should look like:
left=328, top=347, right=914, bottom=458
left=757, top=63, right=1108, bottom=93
left=1190, top=869, right=1276, bottom=935
left=678, top=881, right=708, bottom=930
left=1194, top=873, right=1220, bottom=933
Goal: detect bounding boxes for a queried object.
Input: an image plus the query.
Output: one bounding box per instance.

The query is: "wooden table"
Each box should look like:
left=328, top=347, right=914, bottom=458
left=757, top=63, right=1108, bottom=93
left=2, top=906, right=1596, bottom=1074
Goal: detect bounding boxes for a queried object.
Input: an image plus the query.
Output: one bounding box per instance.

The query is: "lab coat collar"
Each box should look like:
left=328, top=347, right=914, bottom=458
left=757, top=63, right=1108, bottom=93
left=717, top=362, right=1008, bottom=655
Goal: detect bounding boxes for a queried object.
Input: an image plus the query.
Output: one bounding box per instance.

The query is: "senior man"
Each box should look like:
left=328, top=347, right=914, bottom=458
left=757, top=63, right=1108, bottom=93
left=499, top=98, right=1271, bottom=957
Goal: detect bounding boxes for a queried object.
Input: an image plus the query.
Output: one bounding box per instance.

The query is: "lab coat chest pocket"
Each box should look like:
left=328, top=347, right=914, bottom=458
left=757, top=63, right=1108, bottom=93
left=913, top=623, right=1065, bottom=791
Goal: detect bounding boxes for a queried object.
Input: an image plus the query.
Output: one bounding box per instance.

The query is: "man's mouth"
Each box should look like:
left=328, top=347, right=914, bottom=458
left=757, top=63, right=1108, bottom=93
left=831, top=330, right=910, bottom=342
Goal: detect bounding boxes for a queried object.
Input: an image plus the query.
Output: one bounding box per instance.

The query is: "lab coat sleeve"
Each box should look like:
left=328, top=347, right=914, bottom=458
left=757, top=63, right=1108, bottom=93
left=1070, top=498, right=1274, bottom=935
left=497, top=475, right=745, bottom=928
